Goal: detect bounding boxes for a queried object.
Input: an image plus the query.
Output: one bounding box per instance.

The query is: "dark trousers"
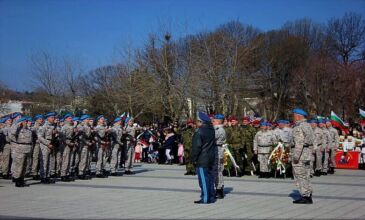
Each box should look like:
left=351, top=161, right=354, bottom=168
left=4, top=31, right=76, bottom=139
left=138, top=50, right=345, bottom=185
left=196, top=167, right=216, bottom=203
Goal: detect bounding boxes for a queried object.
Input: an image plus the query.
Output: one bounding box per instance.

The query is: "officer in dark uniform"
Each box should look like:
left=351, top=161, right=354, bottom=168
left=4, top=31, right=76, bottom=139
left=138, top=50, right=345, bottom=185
left=191, top=112, right=216, bottom=204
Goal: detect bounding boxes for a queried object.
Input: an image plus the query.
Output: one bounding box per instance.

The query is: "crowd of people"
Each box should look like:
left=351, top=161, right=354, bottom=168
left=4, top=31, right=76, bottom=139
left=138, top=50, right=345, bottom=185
left=0, top=110, right=364, bottom=204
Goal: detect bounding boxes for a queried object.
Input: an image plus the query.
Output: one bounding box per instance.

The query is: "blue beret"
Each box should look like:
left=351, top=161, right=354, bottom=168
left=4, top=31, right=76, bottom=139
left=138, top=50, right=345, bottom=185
left=260, top=121, right=268, bottom=127
left=214, top=114, right=225, bottom=120
left=318, top=119, right=326, bottom=124
left=34, top=114, right=43, bottom=121
left=11, top=112, right=22, bottom=119
left=277, top=120, right=284, bottom=124
left=113, top=117, right=121, bottom=123
left=267, top=122, right=272, bottom=127
left=96, top=115, right=104, bottom=121
left=198, top=112, right=210, bottom=122
left=308, top=119, right=317, bottom=124
left=63, top=113, right=73, bottom=120
left=125, top=117, right=133, bottom=123
left=0, top=118, right=4, bottom=123
left=282, top=120, right=290, bottom=124
left=80, top=115, right=90, bottom=121
left=2, top=116, right=11, bottom=122
left=292, top=108, right=308, bottom=117
left=72, top=117, right=79, bottom=122
left=45, top=112, right=56, bottom=118
left=16, top=117, right=28, bottom=124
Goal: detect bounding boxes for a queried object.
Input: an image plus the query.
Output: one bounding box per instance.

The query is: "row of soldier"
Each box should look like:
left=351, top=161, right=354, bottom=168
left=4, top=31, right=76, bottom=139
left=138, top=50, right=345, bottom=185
left=183, top=115, right=340, bottom=179
left=190, top=109, right=340, bottom=204
left=0, top=112, right=138, bottom=187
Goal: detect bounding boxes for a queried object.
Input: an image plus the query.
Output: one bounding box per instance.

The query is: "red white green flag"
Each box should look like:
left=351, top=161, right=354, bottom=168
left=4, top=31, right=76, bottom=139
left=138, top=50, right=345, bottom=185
left=330, top=111, right=349, bottom=134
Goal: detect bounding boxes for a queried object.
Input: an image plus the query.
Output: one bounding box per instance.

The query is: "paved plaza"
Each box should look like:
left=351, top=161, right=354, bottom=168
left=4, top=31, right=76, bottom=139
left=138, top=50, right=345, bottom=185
left=0, top=164, right=365, bottom=219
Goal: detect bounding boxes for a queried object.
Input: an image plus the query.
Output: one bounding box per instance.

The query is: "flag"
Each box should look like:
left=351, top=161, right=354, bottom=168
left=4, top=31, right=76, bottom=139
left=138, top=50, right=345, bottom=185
left=359, top=108, right=365, bottom=118
left=330, top=111, right=349, bottom=134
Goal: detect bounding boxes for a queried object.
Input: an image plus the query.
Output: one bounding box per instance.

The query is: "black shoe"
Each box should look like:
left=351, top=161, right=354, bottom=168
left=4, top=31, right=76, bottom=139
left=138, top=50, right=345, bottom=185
left=293, top=196, right=313, bottom=204
left=32, top=175, right=41, bottom=180
left=328, top=168, right=335, bottom=174
left=314, top=170, right=321, bottom=177
left=111, top=173, right=118, bottom=176
left=194, top=200, right=211, bottom=204
left=50, top=174, right=57, bottom=178
left=124, top=170, right=134, bottom=175
left=61, top=176, right=71, bottom=182
left=321, top=172, right=327, bottom=176
left=216, top=188, right=224, bottom=199
left=15, top=178, right=26, bottom=187
left=41, top=178, right=50, bottom=184
left=48, top=178, right=56, bottom=184
left=78, top=175, right=87, bottom=180
left=3, top=174, right=11, bottom=180
left=184, top=172, right=191, bottom=175
left=96, top=173, right=107, bottom=178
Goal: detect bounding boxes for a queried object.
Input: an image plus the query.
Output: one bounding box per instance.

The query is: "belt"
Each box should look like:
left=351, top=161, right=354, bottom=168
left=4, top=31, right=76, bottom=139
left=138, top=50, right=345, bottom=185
left=291, top=145, right=310, bottom=148
left=17, top=143, right=32, bottom=145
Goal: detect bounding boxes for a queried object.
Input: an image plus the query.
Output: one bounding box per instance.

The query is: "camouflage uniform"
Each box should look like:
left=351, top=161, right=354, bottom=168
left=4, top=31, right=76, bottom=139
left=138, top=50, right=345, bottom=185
left=328, top=127, right=339, bottom=170
left=60, top=121, right=74, bottom=178
left=241, top=125, right=257, bottom=173
left=1, top=123, right=12, bottom=176
left=253, top=130, right=277, bottom=173
left=124, top=124, right=136, bottom=173
left=292, top=119, right=314, bottom=198
left=321, top=128, right=331, bottom=173
left=312, top=126, right=323, bottom=174
left=213, top=124, right=226, bottom=189
left=181, top=127, right=195, bottom=174
left=110, top=124, right=123, bottom=174
left=226, top=126, right=242, bottom=176
left=13, top=124, right=33, bottom=183
left=30, top=122, right=42, bottom=177
left=95, top=124, right=108, bottom=175
left=38, top=121, right=56, bottom=180
left=77, top=122, right=92, bottom=176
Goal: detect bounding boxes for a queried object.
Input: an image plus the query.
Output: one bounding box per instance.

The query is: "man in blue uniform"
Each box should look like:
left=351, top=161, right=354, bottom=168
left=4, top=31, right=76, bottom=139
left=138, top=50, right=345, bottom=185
left=191, top=112, right=216, bottom=204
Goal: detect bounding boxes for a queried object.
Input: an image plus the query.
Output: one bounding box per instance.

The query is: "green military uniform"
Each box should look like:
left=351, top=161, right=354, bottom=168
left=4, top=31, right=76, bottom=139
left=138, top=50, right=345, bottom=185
left=241, top=125, right=257, bottom=173
left=226, top=125, right=242, bottom=176
left=181, top=127, right=195, bottom=175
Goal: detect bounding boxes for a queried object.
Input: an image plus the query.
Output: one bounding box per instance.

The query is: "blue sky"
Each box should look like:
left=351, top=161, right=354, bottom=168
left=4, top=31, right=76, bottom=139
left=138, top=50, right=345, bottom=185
left=1, top=0, right=365, bottom=91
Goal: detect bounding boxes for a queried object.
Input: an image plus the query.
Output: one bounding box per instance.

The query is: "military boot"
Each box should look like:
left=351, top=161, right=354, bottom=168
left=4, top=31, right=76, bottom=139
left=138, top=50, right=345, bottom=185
left=293, top=196, right=313, bottom=204
left=216, top=186, right=224, bottom=199
left=15, top=178, right=26, bottom=187
left=314, top=170, right=321, bottom=177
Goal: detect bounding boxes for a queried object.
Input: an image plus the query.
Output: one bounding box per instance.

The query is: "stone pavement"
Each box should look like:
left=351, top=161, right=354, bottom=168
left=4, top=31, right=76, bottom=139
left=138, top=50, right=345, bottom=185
left=0, top=164, right=365, bottom=219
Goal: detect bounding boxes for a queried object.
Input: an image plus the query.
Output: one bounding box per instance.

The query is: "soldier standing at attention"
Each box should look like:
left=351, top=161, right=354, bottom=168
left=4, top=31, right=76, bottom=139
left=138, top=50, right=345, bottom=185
left=13, top=117, right=33, bottom=187
left=319, top=119, right=330, bottom=175
left=212, top=114, right=226, bottom=199
left=1, top=116, right=12, bottom=179
left=191, top=112, right=216, bottom=204
left=95, top=115, right=108, bottom=178
left=38, top=112, right=57, bottom=184
left=9, top=112, right=22, bottom=177
left=60, top=114, right=75, bottom=182
left=225, top=116, right=242, bottom=176
left=124, top=117, right=137, bottom=175
left=292, top=108, right=314, bottom=204
left=30, top=114, right=43, bottom=180
left=309, top=119, right=324, bottom=177
left=77, top=115, right=92, bottom=179
left=182, top=119, right=196, bottom=175
left=326, top=120, right=339, bottom=174
left=253, top=122, right=277, bottom=178
left=110, top=117, right=123, bottom=176
left=241, top=117, right=256, bottom=176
